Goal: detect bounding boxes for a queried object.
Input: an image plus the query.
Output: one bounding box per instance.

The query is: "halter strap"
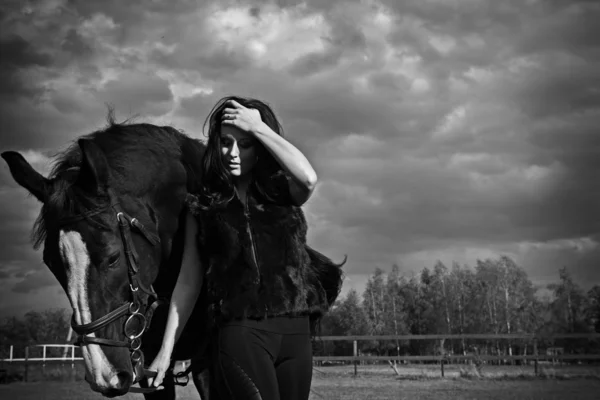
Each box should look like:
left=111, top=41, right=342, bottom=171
left=76, top=336, right=130, bottom=347
left=57, top=203, right=113, bottom=227
left=71, top=303, right=130, bottom=336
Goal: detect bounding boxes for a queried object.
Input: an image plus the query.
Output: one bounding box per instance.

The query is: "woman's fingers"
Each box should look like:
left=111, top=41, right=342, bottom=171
left=146, top=372, right=155, bottom=387
left=152, top=369, right=165, bottom=387
left=221, top=115, right=235, bottom=124
left=146, top=365, right=167, bottom=388
left=226, top=99, right=243, bottom=109
left=222, top=108, right=238, bottom=121
left=220, top=103, right=262, bottom=131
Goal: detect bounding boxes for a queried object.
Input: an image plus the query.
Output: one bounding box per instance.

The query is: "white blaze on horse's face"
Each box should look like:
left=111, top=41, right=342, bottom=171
left=59, top=230, right=118, bottom=390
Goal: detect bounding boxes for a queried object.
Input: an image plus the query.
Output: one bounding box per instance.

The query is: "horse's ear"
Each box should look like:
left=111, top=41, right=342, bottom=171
left=1, top=151, right=51, bottom=203
left=77, top=139, right=110, bottom=192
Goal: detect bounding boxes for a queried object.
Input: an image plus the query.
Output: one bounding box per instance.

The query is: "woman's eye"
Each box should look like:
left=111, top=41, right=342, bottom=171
left=108, top=253, right=120, bottom=268
left=239, top=141, right=254, bottom=149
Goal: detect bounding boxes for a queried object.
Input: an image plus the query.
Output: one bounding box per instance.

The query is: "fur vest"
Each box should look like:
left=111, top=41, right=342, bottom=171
left=185, top=172, right=344, bottom=325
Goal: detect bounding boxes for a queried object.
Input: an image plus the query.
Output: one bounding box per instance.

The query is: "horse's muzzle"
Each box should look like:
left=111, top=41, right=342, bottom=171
left=85, top=368, right=133, bottom=398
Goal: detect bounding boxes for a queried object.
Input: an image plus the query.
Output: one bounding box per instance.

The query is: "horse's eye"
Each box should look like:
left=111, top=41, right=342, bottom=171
left=107, top=253, right=120, bottom=268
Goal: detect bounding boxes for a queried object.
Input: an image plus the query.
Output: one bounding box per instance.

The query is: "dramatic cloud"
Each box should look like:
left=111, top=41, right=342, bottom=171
left=1, top=0, right=599, bottom=317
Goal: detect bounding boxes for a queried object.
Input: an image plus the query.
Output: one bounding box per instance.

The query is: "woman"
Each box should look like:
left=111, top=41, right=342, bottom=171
left=147, top=96, right=343, bottom=400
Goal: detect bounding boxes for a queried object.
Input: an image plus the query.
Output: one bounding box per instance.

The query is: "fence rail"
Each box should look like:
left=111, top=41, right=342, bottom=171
left=314, top=333, right=600, bottom=341
left=2, top=333, right=598, bottom=380
left=0, top=344, right=83, bottom=382
left=1, top=344, right=83, bottom=363
left=312, top=332, right=600, bottom=377
left=313, top=354, right=600, bottom=362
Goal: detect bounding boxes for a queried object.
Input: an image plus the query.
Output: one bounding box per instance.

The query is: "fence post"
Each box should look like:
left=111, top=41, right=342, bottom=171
left=353, top=340, right=358, bottom=377
left=24, top=346, right=29, bottom=382
left=9, top=345, right=13, bottom=361
left=441, top=358, right=445, bottom=378
left=533, top=338, right=538, bottom=376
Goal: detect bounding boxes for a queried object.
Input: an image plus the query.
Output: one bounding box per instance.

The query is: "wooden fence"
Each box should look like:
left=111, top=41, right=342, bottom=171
left=312, top=333, right=600, bottom=377
left=1, top=344, right=81, bottom=363
left=0, top=344, right=195, bottom=383
left=0, top=344, right=82, bottom=382
left=2, top=333, right=599, bottom=380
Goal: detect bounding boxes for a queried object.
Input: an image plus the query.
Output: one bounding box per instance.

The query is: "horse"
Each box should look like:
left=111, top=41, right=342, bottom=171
left=2, top=116, right=212, bottom=398
left=2, top=115, right=345, bottom=398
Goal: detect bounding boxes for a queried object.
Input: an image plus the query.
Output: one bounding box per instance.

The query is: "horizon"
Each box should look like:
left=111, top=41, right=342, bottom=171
left=0, top=254, right=586, bottom=320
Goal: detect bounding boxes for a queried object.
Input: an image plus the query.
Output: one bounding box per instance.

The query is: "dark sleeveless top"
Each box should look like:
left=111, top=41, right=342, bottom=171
left=185, top=171, right=344, bottom=325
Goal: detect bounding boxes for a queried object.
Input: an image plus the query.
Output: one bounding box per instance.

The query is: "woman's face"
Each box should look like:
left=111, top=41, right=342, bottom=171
left=220, top=125, right=258, bottom=177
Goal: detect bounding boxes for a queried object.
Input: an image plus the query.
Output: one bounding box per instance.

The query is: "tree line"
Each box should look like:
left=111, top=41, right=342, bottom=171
left=0, top=309, right=71, bottom=358
left=1, top=255, right=599, bottom=359
left=316, top=256, right=600, bottom=358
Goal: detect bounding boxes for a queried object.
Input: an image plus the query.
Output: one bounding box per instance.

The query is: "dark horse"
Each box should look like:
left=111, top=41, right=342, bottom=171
left=2, top=115, right=344, bottom=398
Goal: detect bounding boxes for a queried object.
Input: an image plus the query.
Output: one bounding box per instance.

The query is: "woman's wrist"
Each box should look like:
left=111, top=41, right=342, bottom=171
left=252, top=121, right=274, bottom=138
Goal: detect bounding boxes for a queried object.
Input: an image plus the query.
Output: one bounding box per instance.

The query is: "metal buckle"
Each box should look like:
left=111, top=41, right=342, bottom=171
left=129, top=302, right=140, bottom=314
left=130, top=338, right=142, bottom=351
left=131, top=349, right=143, bottom=363
left=124, top=312, right=147, bottom=340
left=174, top=371, right=190, bottom=387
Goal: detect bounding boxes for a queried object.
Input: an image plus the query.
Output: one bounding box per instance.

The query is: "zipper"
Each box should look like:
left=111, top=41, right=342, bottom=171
left=244, top=199, right=261, bottom=285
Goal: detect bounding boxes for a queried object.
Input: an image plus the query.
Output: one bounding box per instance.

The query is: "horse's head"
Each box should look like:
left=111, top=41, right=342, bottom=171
left=2, top=138, right=173, bottom=396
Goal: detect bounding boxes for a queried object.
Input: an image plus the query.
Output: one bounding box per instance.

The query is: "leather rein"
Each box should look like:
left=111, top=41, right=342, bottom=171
left=61, top=193, right=189, bottom=393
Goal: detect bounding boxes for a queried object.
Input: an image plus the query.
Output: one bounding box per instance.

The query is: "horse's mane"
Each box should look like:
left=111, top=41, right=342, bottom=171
left=32, top=110, right=199, bottom=249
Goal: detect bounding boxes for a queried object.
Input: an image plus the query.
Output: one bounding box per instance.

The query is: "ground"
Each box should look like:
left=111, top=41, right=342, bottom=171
left=1, top=363, right=600, bottom=399
left=1, top=377, right=600, bottom=400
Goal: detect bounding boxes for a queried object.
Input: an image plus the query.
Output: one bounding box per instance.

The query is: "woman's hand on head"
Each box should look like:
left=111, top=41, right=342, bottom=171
left=221, top=100, right=266, bottom=135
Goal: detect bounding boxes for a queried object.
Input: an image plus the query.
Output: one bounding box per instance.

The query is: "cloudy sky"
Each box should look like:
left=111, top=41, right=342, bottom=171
left=1, top=0, right=599, bottom=318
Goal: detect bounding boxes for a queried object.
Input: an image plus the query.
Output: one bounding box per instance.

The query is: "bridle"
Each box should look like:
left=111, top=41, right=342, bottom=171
left=61, top=190, right=185, bottom=393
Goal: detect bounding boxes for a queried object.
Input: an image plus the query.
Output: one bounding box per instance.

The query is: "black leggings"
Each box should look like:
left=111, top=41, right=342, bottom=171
left=212, top=316, right=313, bottom=400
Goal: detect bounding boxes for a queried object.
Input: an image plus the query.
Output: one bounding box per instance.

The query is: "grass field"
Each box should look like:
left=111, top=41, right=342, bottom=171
left=1, top=363, right=600, bottom=400
left=1, top=376, right=600, bottom=400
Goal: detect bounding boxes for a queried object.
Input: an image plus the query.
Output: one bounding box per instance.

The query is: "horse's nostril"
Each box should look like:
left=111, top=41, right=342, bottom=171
left=109, top=370, right=133, bottom=391
left=117, top=370, right=133, bottom=388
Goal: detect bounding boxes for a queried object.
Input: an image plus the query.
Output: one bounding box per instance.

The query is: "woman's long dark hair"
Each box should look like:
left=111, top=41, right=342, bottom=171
left=197, top=95, right=286, bottom=210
